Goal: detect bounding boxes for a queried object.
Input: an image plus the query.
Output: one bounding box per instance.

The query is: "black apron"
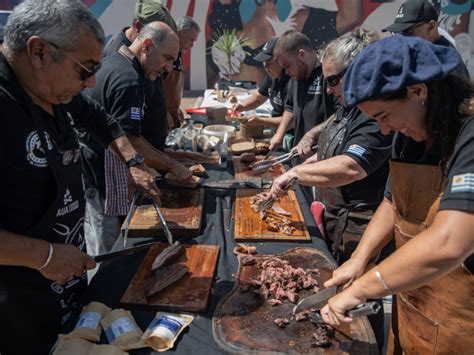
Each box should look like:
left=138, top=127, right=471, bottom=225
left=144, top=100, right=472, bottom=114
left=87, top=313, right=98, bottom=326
left=0, top=99, right=87, bottom=355
left=314, top=108, right=377, bottom=263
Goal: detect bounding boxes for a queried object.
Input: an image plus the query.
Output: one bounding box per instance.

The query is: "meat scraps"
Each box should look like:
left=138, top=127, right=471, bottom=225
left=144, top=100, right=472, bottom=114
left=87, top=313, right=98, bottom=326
left=254, top=142, right=270, bottom=155
left=146, top=244, right=188, bottom=297
left=233, top=243, right=257, bottom=256
left=313, top=324, right=335, bottom=347
left=274, top=318, right=290, bottom=328
left=249, top=194, right=295, bottom=235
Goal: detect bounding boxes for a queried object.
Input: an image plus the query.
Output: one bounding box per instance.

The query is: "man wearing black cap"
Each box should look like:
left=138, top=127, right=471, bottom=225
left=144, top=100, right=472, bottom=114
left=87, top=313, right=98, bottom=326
left=231, top=36, right=291, bottom=128
left=383, top=0, right=469, bottom=78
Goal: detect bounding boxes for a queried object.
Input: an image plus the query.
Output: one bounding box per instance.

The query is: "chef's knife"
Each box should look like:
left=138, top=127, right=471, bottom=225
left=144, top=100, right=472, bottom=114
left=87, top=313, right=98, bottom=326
left=293, top=286, right=381, bottom=318
left=91, top=241, right=160, bottom=263
left=202, top=177, right=272, bottom=189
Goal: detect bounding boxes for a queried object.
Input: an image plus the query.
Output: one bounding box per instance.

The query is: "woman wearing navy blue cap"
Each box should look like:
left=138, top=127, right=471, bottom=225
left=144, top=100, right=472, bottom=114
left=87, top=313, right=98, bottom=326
left=320, top=36, right=474, bottom=354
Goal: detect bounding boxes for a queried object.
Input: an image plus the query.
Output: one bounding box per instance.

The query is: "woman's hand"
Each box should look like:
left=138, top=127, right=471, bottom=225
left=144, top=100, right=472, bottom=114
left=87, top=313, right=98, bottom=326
left=324, top=256, right=368, bottom=290
left=320, top=287, right=366, bottom=326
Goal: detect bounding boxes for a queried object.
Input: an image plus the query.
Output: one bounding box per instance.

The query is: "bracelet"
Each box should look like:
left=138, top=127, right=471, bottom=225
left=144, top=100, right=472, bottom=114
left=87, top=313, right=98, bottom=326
left=39, top=243, right=54, bottom=270
left=375, top=267, right=394, bottom=294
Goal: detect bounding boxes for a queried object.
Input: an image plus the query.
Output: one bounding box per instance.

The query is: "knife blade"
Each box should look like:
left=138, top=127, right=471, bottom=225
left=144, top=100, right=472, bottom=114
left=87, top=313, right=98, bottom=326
left=91, top=241, right=160, bottom=262
left=202, top=178, right=272, bottom=189
left=293, top=286, right=337, bottom=314
left=223, top=195, right=231, bottom=232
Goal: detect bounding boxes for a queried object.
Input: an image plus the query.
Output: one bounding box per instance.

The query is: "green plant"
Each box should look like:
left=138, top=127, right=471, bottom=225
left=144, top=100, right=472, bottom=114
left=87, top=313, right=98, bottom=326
left=210, top=29, right=253, bottom=79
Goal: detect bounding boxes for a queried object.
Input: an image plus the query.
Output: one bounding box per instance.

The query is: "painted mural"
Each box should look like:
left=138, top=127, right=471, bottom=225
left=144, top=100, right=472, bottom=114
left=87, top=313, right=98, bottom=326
left=1, top=0, right=473, bottom=89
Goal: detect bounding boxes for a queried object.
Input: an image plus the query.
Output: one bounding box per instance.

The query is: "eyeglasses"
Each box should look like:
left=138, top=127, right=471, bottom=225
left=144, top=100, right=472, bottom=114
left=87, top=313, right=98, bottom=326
left=325, top=67, right=347, bottom=87
left=46, top=41, right=101, bottom=81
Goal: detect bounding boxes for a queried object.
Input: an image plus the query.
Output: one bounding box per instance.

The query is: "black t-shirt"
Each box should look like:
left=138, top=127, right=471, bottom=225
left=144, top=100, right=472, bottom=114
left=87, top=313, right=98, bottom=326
left=0, top=54, right=123, bottom=234
left=258, top=74, right=290, bottom=117
left=81, top=51, right=145, bottom=197
left=329, top=106, right=392, bottom=204
left=103, top=28, right=168, bottom=151
left=285, top=60, right=336, bottom=144
left=435, top=35, right=470, bottom=79
left=440, top=118, right=474, bottom=212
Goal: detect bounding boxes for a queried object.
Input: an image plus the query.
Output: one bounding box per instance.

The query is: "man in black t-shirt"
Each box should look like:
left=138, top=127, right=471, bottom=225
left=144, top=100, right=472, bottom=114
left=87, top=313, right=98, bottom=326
left=382, top=0, right=469, bottom=78
left=81, top=22, right=192, bottom=257
left=104, top=0, right=177, bottom=151
left=231, top=36, right=291, bottom=128
left=271, top=30, right=336, bottom=151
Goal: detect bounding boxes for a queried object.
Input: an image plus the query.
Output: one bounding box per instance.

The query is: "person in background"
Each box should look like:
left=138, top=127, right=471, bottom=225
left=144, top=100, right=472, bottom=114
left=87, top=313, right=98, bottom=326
left=320, top=36, right=474, bottom=354
left=81, top=22, right=191, bottom=258
left=163, top=15, right=201, bottom=131
left=104, top=0, right=176, bottom=151
left=382, top=0, right=469, bottom=78
left=231, top=36, right=290, bottom=129
left=0, top=1, right=160, bottom=353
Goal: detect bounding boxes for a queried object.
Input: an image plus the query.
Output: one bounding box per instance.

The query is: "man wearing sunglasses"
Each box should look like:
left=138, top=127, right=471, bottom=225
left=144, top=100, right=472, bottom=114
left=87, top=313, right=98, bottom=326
left=0, top=1, right=161, bottom=353
left=81, top=22, right=192, bottom=259
left=382, top=0, right=468, bottom=78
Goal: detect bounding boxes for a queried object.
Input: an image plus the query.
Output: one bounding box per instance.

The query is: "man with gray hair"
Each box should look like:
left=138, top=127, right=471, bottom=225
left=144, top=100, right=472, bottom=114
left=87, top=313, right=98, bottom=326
left=81, top=21, right=191, bottom=258
left=0, top=0, right=160, bottom=353
left=164, top=15, right=201, bottom=130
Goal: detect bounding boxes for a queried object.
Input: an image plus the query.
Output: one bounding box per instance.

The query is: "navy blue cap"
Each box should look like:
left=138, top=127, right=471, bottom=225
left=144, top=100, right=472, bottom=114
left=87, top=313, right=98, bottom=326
left=343, top=35, right=462, bottom=108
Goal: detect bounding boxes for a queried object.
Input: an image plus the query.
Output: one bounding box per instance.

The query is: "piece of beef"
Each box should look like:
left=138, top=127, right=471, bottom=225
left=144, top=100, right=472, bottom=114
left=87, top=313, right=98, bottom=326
left=313, top=324, right=334, bottom=347
left=241, top=152, right=256, bottom=163
left=146, top=263, right=188, bottom=297
left=151, top=244, right=184, bottom=271
left=274, top=318, right=290, bottom=328
left=268, top=299, right=282, bottom=307
left=241, top=255, right=257, bottom=266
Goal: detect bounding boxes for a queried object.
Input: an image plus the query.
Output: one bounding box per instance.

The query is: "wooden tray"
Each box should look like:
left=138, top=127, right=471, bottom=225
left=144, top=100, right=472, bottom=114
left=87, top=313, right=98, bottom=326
left=232, top=156, right=286, bottom=181
left=212, top=247, right=377, bottom=354
left=123, top=189, right=204, bottom=238
left=234, top=189, right=311, bottom=242
left=121, top=243, right=220, bottom=313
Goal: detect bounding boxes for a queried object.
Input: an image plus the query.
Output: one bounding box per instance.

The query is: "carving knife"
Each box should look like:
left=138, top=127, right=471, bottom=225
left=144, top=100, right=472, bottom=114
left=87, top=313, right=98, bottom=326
left=91, top=241, right=161, bottom=263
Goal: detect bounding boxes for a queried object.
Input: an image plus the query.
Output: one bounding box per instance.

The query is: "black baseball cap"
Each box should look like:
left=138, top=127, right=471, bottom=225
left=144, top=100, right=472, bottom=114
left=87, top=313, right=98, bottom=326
left=253, top=37, right=278, bottom=62
left=382, top=0, right=438, bottom=33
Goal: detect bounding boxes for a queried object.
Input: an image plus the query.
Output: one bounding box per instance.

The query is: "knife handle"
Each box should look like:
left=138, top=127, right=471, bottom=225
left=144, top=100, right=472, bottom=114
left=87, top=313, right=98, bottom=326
left=346, top=301, right=381, bottom=317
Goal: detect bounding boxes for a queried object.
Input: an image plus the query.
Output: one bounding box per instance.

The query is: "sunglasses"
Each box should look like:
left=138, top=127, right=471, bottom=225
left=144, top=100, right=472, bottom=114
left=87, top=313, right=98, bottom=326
left=47, top=41, right=101, bottom=81
left=325, top=67, right=347, bottom=87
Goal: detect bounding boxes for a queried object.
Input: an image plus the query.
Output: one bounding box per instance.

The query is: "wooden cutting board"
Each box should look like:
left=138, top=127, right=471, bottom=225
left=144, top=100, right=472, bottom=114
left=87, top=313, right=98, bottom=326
left=212, top=248, right=377, bottom=354
left=121, top=243, right=220, bottom=312
left=123, top=189, right=204, bottom=238
left=234, top=189, right=311, bottom=242
left=232, top=156, right=286, bottom=181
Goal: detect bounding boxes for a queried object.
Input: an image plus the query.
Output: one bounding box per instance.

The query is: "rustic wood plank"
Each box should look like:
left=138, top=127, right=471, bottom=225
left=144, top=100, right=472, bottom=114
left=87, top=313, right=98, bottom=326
left=121, top=243, right=220, bottom=313
left=234, top=189, right=311, bottom=242
left=212, top=248, right=377, bottom=354
left=232, top=156, right=286, bottom=181
left=123, top=189, right=204, bottom=238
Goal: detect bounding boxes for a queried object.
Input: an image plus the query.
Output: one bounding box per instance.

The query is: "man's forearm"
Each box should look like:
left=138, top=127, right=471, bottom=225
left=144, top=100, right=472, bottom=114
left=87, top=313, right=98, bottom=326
left=299, top=118, right=332, bottom=146
left=127, top=135, right=180, bottom=172
left=0, top=229, right=48, bottom=270
left=291, top=155, right=367, bottom=187
left=107, top=134, right=138, bottom=163
left=274, top=111, right=294, bottom=138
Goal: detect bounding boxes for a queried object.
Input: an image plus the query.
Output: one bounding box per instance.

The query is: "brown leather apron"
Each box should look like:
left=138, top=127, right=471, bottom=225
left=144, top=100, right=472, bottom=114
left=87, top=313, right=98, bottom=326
left=315, top=108, right=377, bottom=263
left=387, top=160, right=474, bottom=355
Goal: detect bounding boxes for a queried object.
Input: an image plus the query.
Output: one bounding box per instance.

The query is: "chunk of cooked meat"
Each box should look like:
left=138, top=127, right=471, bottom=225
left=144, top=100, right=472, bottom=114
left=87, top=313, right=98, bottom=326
left=313, top=324, right=335, bottom=347
left=250, top=194, right=296, bottom=234
left=233, top=243, right=257, bottom=255
left=240, top=152, right=256, bottom=163
left=274, top=318, right=290, bottom=328
left=151, top=244, right=184, bottom=271
left=241, top=255, right=257, bottom=266
left=146, top=264, right=188, bottom=297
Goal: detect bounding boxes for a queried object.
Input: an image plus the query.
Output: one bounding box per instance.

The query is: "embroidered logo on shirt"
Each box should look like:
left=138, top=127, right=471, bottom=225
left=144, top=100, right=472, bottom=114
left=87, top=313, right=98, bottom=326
left=451, top=173, right=474, bottom=193
left=307, top=76, right=322, bottom=95
left=25, top=130, right=53, bottom=168
left=346, top=144, right=366, bottom=158
left=130, top=107, right=141, bottom=120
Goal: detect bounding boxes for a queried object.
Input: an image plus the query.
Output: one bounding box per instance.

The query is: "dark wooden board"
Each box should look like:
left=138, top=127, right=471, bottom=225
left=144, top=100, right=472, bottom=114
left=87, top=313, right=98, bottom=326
left=232, top=156, right=286, bottom=181
left=234, top=189, right=311, bottom=242
left=121, top=243, right=220, bottom=313
left=123, top=189, right=204, bottom=238
left=212, top=247, right=377, bottom=354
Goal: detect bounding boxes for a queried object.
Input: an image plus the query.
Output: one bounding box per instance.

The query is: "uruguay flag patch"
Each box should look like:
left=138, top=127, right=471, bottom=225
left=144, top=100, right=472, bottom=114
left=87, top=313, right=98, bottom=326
left=451, top=173, right=474, bottom=193
left=130, top=107, right=141, bottom=120
left=346, top=144, right=366, bottom=158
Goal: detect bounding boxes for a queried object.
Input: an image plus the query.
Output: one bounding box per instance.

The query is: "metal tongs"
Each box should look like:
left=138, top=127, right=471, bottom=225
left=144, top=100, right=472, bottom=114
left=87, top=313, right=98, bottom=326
left=123, top=190, right=141, bottom=247
left=251, top=145, right=318, bottom=175
left=152, top=200, right=175, bottom=245
left=256, top=176, right=298, bottom=212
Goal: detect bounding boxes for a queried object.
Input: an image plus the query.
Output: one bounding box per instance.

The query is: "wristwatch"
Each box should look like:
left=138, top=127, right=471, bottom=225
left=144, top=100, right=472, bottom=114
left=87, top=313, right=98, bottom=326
left=125, top=153, right=145, bottom=168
